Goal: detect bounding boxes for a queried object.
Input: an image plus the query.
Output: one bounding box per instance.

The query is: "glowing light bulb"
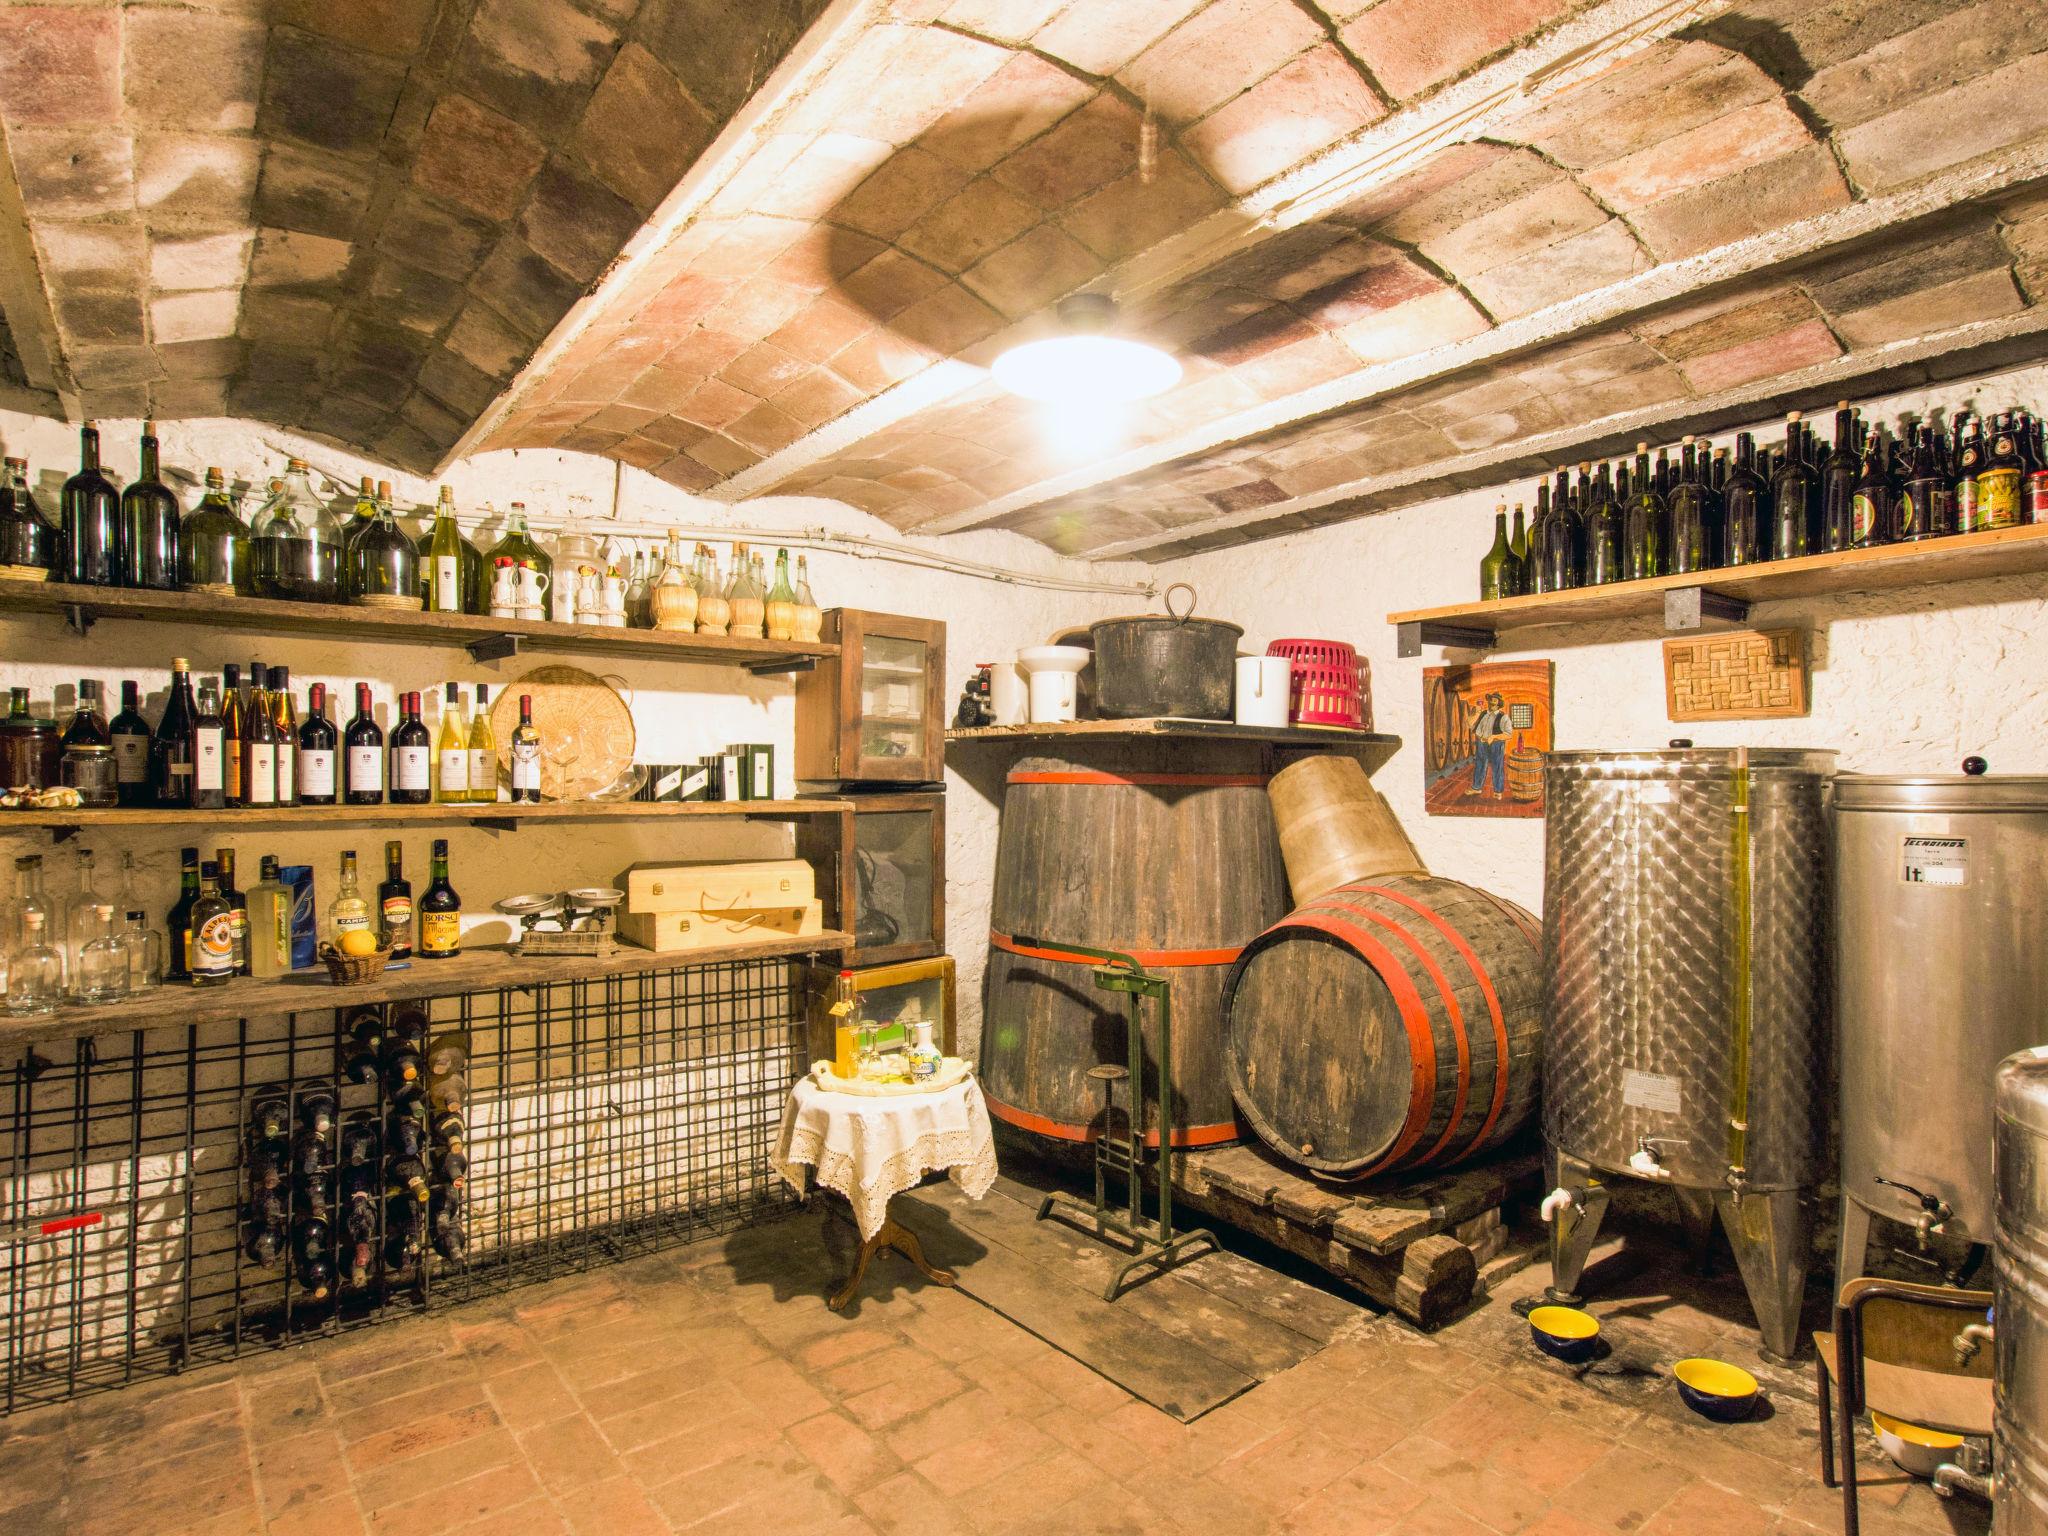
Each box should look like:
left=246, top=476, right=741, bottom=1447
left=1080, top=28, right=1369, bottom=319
left=991, top=294, right=1181, bottom=406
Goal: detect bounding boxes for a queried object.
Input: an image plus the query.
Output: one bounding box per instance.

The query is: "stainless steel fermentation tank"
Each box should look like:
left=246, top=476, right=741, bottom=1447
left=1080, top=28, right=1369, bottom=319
left=1838, top=774, right=2048, bottom=1284
left=1540, top=748, right=1833, bottom=1360
left=1996, top=1048, right=2048, bottom=1535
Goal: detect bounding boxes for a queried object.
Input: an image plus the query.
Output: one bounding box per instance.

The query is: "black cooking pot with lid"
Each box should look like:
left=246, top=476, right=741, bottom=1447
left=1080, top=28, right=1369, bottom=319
left=1088, top=583, right=1243, bottom=720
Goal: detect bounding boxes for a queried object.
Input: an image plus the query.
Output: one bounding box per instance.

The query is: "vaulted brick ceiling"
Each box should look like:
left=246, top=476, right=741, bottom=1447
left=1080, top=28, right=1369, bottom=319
left=3, top=0, right=2048, bottom=559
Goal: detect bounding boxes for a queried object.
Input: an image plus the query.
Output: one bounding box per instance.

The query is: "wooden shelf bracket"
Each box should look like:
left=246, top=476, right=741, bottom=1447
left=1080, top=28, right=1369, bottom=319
left=1663, top=587, right=1752, bottom=632
left=1396, top=619, right=1496, bottom=658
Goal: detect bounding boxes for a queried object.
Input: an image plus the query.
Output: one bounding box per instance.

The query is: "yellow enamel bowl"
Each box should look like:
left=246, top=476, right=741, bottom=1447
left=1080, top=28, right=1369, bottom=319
left=1674, top=1358, right=1761, bottom=1421
left=1528, top=1305, right=1601, bottom=1364
left=1871, top=1411, right=1964, bottom=1479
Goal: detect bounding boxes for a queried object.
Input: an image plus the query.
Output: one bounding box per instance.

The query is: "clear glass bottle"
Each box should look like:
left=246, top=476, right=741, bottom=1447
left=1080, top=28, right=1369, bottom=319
left=466, top=684, right=496, bottom=804
left=426, top=486, right=466, bottom=613
left=118, top=909, right=162, bottom=992
left=764, top=548, right=798, bottom=640
left=694, top=544, right=730, bottom=635
left=2, top=853, right=53, bottom=963
left=624, top=547, right=650, bottom=627
left=248, top=856, right=293, bottom=979
left=727, top=542, right=765, bottom=638
left=0, top=456, right=59, bottom=575
left=648, top=531, right=698, bottom=631
left=251, top=458, right=344, bottom=603
left=76, top=904, right=126, bottom=1002
left=328, top=850, right=373, bottom=946
left=5, top=911, right=61, bottom=1014
left=61, top=849, right=103, bottom=993
left=180, top=467, right=251, bottom=595
left=792, top=554, right=822, bottom=643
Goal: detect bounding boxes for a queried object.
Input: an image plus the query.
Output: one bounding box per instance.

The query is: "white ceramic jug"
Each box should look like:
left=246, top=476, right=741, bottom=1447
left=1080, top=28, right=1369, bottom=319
left=488, top=559, right=519, bottom=618
left=514, top=562, right=549, bottom=620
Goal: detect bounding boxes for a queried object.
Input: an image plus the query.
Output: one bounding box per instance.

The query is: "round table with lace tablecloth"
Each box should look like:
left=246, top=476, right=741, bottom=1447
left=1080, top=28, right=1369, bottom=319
left=771, top=1071, right=999, bottom=1310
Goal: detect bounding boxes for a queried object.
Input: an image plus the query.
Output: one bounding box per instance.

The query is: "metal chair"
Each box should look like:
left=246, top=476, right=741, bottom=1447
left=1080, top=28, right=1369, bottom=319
left=1814, top=1276, right=1994, bottom=1536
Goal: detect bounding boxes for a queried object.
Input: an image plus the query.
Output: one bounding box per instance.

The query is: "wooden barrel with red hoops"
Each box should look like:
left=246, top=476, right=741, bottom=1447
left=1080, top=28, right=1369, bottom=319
left=1223, top=875, right=1543, bottom=1178
left=979, top=744, right=1289, bottom=1149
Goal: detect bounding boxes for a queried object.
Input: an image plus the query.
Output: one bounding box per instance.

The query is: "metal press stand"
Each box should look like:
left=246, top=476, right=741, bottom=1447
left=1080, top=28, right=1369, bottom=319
left=1033, top=944, right=1217, bottom=1301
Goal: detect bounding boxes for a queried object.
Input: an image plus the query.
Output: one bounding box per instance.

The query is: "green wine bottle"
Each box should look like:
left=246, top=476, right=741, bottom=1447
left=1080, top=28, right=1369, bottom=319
left=1478, top=505, right=1511, bottom=601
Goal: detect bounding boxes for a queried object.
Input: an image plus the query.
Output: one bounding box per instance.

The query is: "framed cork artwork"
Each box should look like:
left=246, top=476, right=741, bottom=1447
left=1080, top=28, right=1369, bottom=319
left=1663, top=628, right=1809, bottom=721
left=1423, top=659, right=1552, bottom=818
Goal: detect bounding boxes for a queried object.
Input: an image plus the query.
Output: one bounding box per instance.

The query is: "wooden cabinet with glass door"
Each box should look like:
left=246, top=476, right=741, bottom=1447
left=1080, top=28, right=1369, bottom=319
left=797, top=789, right=943, bottom=965
left=794, top=609, right=946, bottom=784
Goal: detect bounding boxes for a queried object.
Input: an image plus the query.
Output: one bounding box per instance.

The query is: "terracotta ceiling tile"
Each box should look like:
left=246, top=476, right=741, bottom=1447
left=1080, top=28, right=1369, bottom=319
left=1834, top=268, right=2024, bottom=349
left=704, top=131, right=813, bottom=217
left=412, top=94, right=546, bottom=223
left=705, top=278, right=815, bottom=342
left=1140, top=370, right=1264, bottom=428
left=1227, top=332, right=1364, bottom=398
left=1120, top=0, right=1323, bottom=125
left=1191, top=306, right=1321, bottom=366
left=557, top=366, right=622, bottom=407
left=572, top=42, right=717, bottom=212
left=1204, top=478, right=1288, bottom=513
left=769, top=294, right=874, bottom=365
left=683, top=431, right=761, bottom=477
left=840, top=248, right=952, bottom=321
left=890, top=281, right=1007, bottom=354
left=766, top=227, right=887, bottom=295
left=692, top=216, right=813, bottom=279
left=273, top=0, right=439, bottom=60
left=1340, top=0, right=1571, bottom=103
left=1059, top=148, right=1224, bottom=262
left=1333, top=286, right=1490, bottom=364
left=635, top=412, right=703, bottom=449
left=674, top=376, right=761, bottom=430
left=1515, top=334, right=1669, bottom=390
left=921, top=54, right=1097, bottom=174
left=1510, top=48, right=1778, bottom=170
left=1418, top=178, right=1608, bottom=282
left=636, top=274, right=735, bottom=333
left=936, top=0, right=1070, bottom=44
left=832, top=328, right=937, bottom=392
left=1580, top=99, right=1813, bottom=213
left=962, top=223, right=1103, bottom=320
left=654, top=454, right=721, bottom=493
left=725, top=400, right=810, bottom=455
left=833, top=146, right=971, bottom=239
left=1326, top=140, right=1505, bottom=230
left=617, top=363, right=703, bottom=413
left=611, top=435, right=675, bottom=471
left=1635, top=285, right=1816, bottom=361
left=559, top=426, right=627, bottom=455
left=1294, top=250, right=1445, bottom=329
left=586, top=401, right=661, bottom=435
left=1033, top=0, right=1207, bottom=78
left=772, top=367, right=866, bottom=430
left=1180, top=45, right=1384, bottom=196
left=1678, top=316, right=1843, bottom=394
left=0, top=6, right=120, bottom=128
left=719, top=340, right=811, bottom=398
left=880, top=464, right=953, bottom=492
left=898, top=178, right=1042, bottom=272
left=1626, top=143, right=1852, bottom=262
left=991, top=93, right=1141, bottom=209
left=1463, top=218, right=1647, bottom=319
left=1373, top=146, right=1558, bottom=250
left=787, top=24, right=1011, bottom=144
left=748, top=132, right=897, bottom=220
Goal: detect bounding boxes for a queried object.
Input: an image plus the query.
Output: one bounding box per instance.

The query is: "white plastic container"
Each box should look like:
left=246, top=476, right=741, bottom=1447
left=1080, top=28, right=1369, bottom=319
left=989, top=660, right=1028, bottom=726
left=1235, top=656, right=1291, bottom=727
left=1019, top=645, right=1089, bottom=723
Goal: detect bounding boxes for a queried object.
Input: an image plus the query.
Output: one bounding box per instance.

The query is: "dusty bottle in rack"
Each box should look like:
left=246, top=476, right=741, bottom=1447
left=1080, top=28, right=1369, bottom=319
left=1770, top=413, right=1815, bottom=560
left=5, top=910, right=60, bottom=1014
left=350, top=485, right=419, bottom=606
left=1900, top=423, right=1955, bottom=540
left=1722, top=432, right=1769, bottom=565
left=61, top=422, right=121, bottom=587
left=1503, top=506, right=1529, bottom=597
left=0, top=455, right=59, bottom=575
left=221, top=663, right=245, bottom=809
left=426, top=486, right=466, bottom=613
left=119, top=421, right=181, bottom=590
left=1582, top=463, right=1622, bottom=585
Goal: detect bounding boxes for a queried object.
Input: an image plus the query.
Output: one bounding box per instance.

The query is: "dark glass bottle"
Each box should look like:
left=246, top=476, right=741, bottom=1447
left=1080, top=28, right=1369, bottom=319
left=1505, top=504, right=1529, bottom=597
left=243, top=667, right=279, bottom=809
left=1527, top=482, right=1553, bottom=592
left=300, top=682, right=338, bottom=805
left=60, top=679, right=115, bottom=806
left=165, top=847, right=200, bottom=982
left=378, top=839, right=413, bottom=960
left=215, top=847, right=249, bottom=976
left=343, top=683, right=384, bottom=805
left=1850, top=425, right=1895, bottom=549
left=510, top=694, right=542, bottom=803
left=1622, top=442, right=1666, bottom=581
left=220, top=662, right=245, bottom=810
left=418, top=839, right=460, bottom=958
left=343, top=1013, right=383, bottom=1086
left=0, top=456, right=59, bottom=574
left=61, top=422, right=122, bottom=586
left=1818, top=403, right=1859, bottom=554
left=1770, top=413, right=1815, bottom=560
left=190, top=678, right=226, bottom=810
left=270, top=666, right=296, bottom=806
left=389, top=692, right=432, bottom=806
left=1899, top=424, right=1955, bottom=541
left=180, top=467, right=250, bottom=594
left=291, top=1216, right=334, bottom=1301
left=1478, top=506, right=1511, bottom=600
left=1722, top=433, right=1770, bottom=565
left=1979, top=412, right=2025, bottom=529
left=1535, top=472, right=1582, bottom=592
left=1955, top=412, right=1983, bottom=531
left=250, top=459, right=344, bottom=603
left=153, top=658, right=199, bottom=806
left=119, top=421, right=181, bottom=590
left=1583, top=463, right=1622, bottom=585
left=110, top=680, right=152, bottom=806
left=339, top=477, right=377, bottom=600
left=189, top=859, right=234, bottom=985
left=1667, top=437, right=1720, bottom=573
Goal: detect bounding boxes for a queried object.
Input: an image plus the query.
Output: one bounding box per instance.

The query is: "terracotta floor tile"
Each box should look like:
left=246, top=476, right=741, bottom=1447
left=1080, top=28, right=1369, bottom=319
left=516, top=1412, right=624, bottom=1490
left=560, top=1473, right=673, bottom=1536
left=343, top=1402, right=501, bottom=1474
left=852, top=1470, right=961, bottom=1536
left=267, top=1491, right=370, bottom=1536
left=485, top=1361, right=586, bottom=1433
left=786, top=1409, right=904, bottom=1496
left=353, top=1427, right=521, bottom=1512
left=843, top=1364, right=967, bottom=1431
left=1548, top=1445, right=1696, bottom=1533
left=878, top=1385, right=1014, bottom=1461
left=1279, top=1457, right=1427, bottom=1536
left=911, top=1417, right=1057, bottom=1496
left=727, top=1357, right=832, bottom=1429
left=252, top=1427, right=353, bottom=1516
left=364, top=1459, right=540, bottom=1534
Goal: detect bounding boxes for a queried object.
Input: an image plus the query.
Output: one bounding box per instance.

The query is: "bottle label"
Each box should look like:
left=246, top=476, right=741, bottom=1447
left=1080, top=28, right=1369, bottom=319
left=1958, top=476, right=1980, bottom=530
left=466, top=748, right=491, bottom=800
left=434, top=555, right=460, bottom=612
left=346, top=745, right=381, bottom=793
left=1979, top=468, right=2022, bottom=529
left=274, top=743, right=294, bottom=800
left=394, top=745, right=431, bottom=792
left=438, top=749, right=468, bottom=795
left=1850, top=493, right=1877, bottom=545
left=302, top=748, right=336, bottom=797
left=222, top=739, right=241, bottom=795
left=419, top=911, right=460, bottom=954
left=2027, top=473, right=2048, bottom=524
left=114, top=735, right=147, bottom=784
left=194, top=912, right=236, bottom=977
left=247, top=743, right=277, bottom=803
left=1898, top=491, right=1918, bottom=539
left=334, top=907, right=372, bottom=935
left=382, top=895, right=414, bottom=940
left=194, top=727, right=224, bottom=791
left=511, top=740, right=540, bottom=793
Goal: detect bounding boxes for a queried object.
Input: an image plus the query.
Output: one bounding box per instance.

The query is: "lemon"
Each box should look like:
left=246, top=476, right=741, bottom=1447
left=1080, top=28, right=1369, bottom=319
left=339, top=930, right=379, bottom=958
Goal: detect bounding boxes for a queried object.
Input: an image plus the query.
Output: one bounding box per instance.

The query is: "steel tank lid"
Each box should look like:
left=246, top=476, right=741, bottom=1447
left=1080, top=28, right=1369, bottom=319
left=1543, top=747, right=1836, bottom=768
left=1998, top=1047, right=2048, bottom=1137
left=1835, top=772, right=2048, bottom=812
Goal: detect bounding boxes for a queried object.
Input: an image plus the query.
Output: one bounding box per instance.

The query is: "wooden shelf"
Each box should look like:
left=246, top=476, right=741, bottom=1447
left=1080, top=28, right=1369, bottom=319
left=947, top=718, right=1399, bottom=748
left=1388, top=522, right=2048, bottom=653
left=0, top=931, right=854, bottom=1049
left=1, top=798, right=854, bottom=841
left=0, top=579, right=837, bottom=671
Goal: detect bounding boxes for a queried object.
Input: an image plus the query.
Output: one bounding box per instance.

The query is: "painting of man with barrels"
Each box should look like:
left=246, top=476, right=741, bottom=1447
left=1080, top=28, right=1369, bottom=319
left=1422, top=660, right=1552, bottom=818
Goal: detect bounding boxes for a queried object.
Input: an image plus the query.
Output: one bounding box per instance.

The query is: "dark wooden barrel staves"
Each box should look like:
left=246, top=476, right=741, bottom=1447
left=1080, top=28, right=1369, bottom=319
left=980, top=744, right=1289, bottom=1148
left=1224, top=875, right=1543, bottom=1178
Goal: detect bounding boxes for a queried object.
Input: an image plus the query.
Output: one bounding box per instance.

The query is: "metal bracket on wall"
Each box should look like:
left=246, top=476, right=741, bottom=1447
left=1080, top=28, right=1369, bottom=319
left=746, top=655, right=817, bottom=677
left=470, top=816, right=518, bottom=833
left=48, top=824, right=80, bottom=845
left=465, top=633, right=521, bottom=663
left=1396, top=620, right=1496, bottom=658
left=1663, top=587, right=1751, bottom=632
left=65, top=604, right=94, bottom=637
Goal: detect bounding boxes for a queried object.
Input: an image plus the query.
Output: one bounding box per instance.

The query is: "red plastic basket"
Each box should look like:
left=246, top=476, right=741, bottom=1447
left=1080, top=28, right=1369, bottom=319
left=1266, top=638, right=1371, bottom=730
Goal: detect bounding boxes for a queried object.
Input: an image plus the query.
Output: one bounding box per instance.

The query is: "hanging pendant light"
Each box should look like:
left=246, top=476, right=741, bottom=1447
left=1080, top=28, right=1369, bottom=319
left=992, top=293, right=1181, bottom=405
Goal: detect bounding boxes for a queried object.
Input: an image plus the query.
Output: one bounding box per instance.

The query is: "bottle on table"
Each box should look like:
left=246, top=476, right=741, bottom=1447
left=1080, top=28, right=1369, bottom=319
left=389, top=691, right=432, bottom=806
left=0, top=456, right=60, bottom=575
left=243, top=666, right=279, bottom=809
left=60, top=679, right=117, bottom=807
left=1478, top=504, right=1512, bottom=600
left=214, top=847, right=249, bottom=976
left=109, top=681, right=152, bottom=806
left=466, top=684, right=495, bottom=804
left=189, top=861, right=236, bottom=987
left=328, top=850, right=372, bottom=948
left=379, top=840, right=413, bottom=961
left=509, top=694, right=541, bottom=804
left=164, top=847, right=199, bottom=982
left=299, top=683, right=337, bottom=805
left=269, top=667, right=297, bottom=805
left=435, top=683, right=468, bottom=803
left=343, top=683, right=384, bottom=804
left=417, top=839, right=460, bottom=959
left=1722, top=432, right=1769, bottom=565
left=181, top=468, right=250, bottom=596
left=249, top=855, right=293, bottom=979
left=190, top=677, right=227, bottom=810
left=61, top=422, right=122, bottom=587
left=119, top=421, right=181, bottom=590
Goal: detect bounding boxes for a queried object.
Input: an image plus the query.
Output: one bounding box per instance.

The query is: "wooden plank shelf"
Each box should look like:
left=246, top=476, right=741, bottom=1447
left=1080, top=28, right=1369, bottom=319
left=0, top=578, right=837, bottom=672
left=0, top=798, right=854, bottom=842
left=1389, top=522, right=2048, bottom=654
left=947, top=717, right=1400, bottom=749
left=0, top=930, right=853, bottom=1049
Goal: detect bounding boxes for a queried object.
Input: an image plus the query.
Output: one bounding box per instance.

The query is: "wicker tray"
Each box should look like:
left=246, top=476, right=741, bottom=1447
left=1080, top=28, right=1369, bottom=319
left=487, top=664, right=635, bottom=801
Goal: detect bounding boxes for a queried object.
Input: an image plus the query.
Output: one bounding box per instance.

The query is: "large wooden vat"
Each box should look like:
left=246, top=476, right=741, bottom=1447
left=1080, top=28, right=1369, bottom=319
left=1267, top=753, right=1425, bottom=902
left=1224, top=875, right=1542, bottom=1178
left=980, top=744, right=1289, bottom=1147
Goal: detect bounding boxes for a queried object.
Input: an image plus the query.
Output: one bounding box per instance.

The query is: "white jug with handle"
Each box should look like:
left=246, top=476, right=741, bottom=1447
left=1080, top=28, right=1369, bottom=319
left=488, top=559, right=519, bottom=618
left=513, top=562, right=549, bottom=620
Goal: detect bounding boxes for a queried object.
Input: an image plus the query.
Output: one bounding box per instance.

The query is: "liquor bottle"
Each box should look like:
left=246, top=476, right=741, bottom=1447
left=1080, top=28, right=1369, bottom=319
left=190, top=678, right=227, bottom=810
left=119, top=421, right=180, bottom=590
left=1667, top=437, right=1718, bottom=573
left=215, top=848, right=249, bottom=976
left=765, top=548, right=798, bottom=640
left=243, top=666, right=279, bottom=808
left=1819, top=402, right=1859, bottom=554
left=1621, top=443, right=1665, bottom=581
left=220, top=662, right=245, bottom=809
left=427, top=486, right=465, bottom=613
left=165, top=847, right=200, bottom=981
left=1770, top=413, right=1814, bottom=560
left=343, top=683, right=384, bottom=805
left=1850, top=424, right=1895, bottom=548
left=1505, top=505, right=1529, bottom=596
left=328, top=850, right=372, bottom=946
left=1478, top=505, right=1511, bottom=600
left=1954, top=412, right=1983, bottom=531
left=269, top=666, right=296, bottom=805
left=107, top=681, right=151, bottom=807
left=1978, top=412, right=2024, bottom=529
left=379, top=840, right=414, bottom=960
left=60, top=679, right=115, bottom=807
left=349, top=486, right=419, bottom=604
left=466, top=684, right=495, bottom=804
left=248, top=855, right=293, bottom=979
left=1582, top=466, right=1622, bottom=585
left=299, top=683, right=337, bottom=805
left=389, top=692, right=432, bottom=806
left=0, top=687, right=54, bottom=792
left=61, top=422, right=122, bottom=587
left=181, top=468, right=250, bottom=595
left=0, top=456, right=59, bottom=574
left=435, top=683, right=468, bottom=803
left=250, top=458, right=343, bottom=603
left=1899, top=424, right=1953, bottom=541
left=152, top=660, right=197, bottom=806
left=509, top=694, right=541, bottom=803
left=418, top=839, right=460, bottom=959
left=189, top=861, right=236, bottom=987
left=1722, top=432, right=1769, bottom=565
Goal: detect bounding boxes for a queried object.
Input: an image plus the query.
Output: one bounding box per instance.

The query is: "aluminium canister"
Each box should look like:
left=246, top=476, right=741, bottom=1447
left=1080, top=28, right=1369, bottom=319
left=1995, top=1048, right=2048, bottom=1535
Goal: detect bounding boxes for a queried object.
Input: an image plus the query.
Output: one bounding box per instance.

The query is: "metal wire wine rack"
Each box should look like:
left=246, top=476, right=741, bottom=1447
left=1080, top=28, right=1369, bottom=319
left=1, top=953, right=820, bottom=1414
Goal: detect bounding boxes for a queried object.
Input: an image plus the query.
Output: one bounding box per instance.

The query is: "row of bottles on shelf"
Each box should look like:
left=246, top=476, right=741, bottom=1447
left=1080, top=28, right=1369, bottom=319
left=0, top=838, right=463, bottom=1013
left=1, top=662, right=542, bottom=807
left=0, top=421, right=827, bottom=638
left=1476, top=400, right=2048, bottom=599
left=244, top=1025, right=471, bottom=1297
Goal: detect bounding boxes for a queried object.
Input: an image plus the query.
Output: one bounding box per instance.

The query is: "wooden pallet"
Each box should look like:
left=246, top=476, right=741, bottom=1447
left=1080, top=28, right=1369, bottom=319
left=1168, top=1141, right=1544, bottom=1330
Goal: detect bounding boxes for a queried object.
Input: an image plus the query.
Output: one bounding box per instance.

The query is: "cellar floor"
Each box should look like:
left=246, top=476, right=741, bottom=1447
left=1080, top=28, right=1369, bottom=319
left=0, top=1202, right=1987, bottom=1536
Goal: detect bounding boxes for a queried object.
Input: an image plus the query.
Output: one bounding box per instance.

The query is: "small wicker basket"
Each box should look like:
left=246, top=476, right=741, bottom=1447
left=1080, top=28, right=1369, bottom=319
left=318, top=942, right=392, bottom=986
